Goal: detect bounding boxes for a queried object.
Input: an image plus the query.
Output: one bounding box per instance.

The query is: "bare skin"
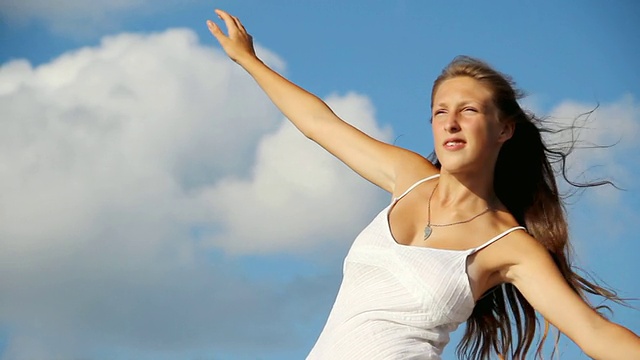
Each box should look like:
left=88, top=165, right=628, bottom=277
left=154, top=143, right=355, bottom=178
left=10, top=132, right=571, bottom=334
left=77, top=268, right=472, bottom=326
left=207, top=9, right=640, bottom=359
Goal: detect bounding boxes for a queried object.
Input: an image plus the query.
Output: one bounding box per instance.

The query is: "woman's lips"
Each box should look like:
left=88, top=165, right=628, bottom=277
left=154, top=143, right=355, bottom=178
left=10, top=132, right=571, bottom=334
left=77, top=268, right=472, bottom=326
left=443, top=138, right=466, bottom=150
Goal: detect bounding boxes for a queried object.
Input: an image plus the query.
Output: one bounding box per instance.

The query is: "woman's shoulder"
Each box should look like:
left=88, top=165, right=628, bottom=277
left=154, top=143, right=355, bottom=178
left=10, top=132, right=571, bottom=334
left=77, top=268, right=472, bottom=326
left=391, top=152, right=439, bottom=198
left=490, top=226, right=557, bottom=281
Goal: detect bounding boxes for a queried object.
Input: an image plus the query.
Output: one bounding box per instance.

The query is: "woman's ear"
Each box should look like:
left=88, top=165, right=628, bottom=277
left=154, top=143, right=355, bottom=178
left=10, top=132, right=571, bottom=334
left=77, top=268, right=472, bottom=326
left=498, top=120, right=515, bottom=143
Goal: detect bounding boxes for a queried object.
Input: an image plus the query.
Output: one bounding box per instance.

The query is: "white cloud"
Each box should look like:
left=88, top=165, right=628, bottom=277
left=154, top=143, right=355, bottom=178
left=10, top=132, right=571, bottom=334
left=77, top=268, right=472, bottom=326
left=0, top=0, right=205, bottom=40
left=0, top=26, right=390, bottom=357
left=205, top=92, right=392, bottom=254
left=0, top=28, right=283, bottom=251
left=1, top=0, right=138, bottom=34
left=542, top=96, right=640, bottom=205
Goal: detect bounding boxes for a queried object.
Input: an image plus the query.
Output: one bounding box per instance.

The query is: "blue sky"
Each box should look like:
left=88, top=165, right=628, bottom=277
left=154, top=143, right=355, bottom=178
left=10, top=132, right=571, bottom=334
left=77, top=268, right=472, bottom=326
left=1, top=1, right=639, bottom=359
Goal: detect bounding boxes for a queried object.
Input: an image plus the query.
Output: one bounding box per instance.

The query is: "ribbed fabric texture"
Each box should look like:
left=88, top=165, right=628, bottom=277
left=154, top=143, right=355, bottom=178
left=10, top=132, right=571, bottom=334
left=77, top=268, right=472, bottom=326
left=307, top=175, right=525, bottom=360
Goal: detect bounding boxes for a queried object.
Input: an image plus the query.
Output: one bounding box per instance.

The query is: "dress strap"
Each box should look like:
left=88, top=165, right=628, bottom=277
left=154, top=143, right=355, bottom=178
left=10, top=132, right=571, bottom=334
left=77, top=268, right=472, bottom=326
left=392, top=174, right=440, bottom=203
left=470, top=226, right=526, bottom=254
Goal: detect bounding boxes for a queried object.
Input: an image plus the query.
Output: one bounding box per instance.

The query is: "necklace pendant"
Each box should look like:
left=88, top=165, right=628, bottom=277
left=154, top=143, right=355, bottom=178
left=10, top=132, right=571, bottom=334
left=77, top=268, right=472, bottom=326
left=423, top=226, right=432, bottom=241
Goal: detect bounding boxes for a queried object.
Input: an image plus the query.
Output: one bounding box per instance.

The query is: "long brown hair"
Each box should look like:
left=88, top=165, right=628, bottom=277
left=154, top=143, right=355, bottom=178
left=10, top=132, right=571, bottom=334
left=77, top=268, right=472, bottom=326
left=429, top=56, right=625, bottom=359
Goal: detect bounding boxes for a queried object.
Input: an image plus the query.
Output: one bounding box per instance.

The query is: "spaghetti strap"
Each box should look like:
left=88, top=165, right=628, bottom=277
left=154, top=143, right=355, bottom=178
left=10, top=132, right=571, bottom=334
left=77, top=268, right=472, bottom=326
left=470, top=226, right=526, bottom=254
left=392, top=174, right=440, bottom=203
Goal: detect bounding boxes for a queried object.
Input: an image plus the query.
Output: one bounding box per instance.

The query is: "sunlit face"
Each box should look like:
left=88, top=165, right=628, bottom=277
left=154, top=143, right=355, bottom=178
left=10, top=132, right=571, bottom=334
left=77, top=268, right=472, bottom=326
left=431, top=76, right=511, bottom=174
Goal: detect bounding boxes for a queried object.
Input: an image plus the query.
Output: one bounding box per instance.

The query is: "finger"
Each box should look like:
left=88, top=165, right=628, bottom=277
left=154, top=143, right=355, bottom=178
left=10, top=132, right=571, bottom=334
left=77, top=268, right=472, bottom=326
left=231, top=15, right=247, bottom=33
left=206, top=20, right=227, bottom=42
left=215, top=9, right=239, bottom=35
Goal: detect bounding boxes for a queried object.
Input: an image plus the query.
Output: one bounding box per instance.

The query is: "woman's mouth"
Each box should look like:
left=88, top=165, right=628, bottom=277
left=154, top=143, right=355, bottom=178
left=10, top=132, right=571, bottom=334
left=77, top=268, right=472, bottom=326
left=444, top=138, right=466, bottom=150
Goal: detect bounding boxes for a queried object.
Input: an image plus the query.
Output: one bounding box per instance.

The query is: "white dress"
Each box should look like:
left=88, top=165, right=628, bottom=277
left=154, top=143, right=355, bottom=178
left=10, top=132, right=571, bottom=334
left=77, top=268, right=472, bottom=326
left=306, top=174, right=525, bottom=359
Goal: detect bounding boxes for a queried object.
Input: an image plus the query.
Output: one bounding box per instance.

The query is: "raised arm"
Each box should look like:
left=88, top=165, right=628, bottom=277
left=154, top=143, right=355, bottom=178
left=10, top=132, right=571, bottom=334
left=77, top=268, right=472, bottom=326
left=503, top=233, right=640, bottom=359
left=206, top=9, right=436, bottom=193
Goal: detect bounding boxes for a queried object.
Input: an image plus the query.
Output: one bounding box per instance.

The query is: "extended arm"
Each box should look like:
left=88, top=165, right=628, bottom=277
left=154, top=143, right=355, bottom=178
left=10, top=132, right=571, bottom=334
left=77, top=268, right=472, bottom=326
left=504, top=235, right=640, bottom=359
left=206, top=9, right=436, bottom=193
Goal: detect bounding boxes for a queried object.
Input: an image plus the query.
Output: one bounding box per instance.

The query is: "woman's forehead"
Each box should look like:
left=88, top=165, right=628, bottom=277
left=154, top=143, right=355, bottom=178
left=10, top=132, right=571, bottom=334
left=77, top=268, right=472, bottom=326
left=433, top=77, right=493, bottom=105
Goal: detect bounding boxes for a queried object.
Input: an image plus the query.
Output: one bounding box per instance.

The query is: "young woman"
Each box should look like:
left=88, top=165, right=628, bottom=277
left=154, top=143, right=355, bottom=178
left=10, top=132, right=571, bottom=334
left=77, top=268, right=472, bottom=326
left=207, top=9, right=640, bottom=359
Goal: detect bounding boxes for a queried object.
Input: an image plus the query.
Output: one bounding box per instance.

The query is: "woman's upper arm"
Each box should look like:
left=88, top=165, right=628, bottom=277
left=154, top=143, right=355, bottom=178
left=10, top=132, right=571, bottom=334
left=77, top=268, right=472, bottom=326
left=309, top=113, right=438, bottom=193
left=504, top=236, right=610, bottom=355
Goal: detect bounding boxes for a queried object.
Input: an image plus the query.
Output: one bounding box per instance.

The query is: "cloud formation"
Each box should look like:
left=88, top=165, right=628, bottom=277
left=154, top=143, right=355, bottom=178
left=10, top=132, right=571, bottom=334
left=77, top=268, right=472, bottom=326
left=1, top=0, right=129, bottom=33
left=542, top=96, right=640, bottom=204
left=0, top=27, right=389, bottom=358
left=0, top=0, right=187, bottom=35
left=206, top=92, right=392, bottom=254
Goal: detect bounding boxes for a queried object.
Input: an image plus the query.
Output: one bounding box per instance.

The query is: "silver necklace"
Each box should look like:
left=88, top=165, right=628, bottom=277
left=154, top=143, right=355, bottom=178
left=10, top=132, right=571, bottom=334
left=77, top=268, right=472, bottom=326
left=423, top=183, right=492, bottom=241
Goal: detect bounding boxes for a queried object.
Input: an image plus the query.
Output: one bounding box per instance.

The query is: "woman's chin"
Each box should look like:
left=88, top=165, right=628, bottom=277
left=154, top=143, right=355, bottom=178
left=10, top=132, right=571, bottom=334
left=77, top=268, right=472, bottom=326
left=438, top=156, right=467, bottom=171
left=439, top=160, right=486, bottom=176
left=439, top=164, right=468, bottom=175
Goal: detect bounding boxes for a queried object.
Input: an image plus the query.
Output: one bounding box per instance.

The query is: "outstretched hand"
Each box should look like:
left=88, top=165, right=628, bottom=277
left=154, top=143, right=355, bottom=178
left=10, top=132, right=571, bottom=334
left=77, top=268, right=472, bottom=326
left=207, top=9, right=256, bottom=64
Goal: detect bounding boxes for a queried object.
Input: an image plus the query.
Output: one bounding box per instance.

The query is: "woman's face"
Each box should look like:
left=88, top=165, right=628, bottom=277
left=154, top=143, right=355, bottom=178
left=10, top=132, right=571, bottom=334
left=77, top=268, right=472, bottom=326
left=431, top=76, right=511, bottom=174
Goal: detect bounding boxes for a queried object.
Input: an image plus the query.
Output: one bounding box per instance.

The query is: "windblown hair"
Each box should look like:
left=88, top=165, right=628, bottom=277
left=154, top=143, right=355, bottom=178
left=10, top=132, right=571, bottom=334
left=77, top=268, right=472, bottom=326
left=429, top=56, right=625, bottom=359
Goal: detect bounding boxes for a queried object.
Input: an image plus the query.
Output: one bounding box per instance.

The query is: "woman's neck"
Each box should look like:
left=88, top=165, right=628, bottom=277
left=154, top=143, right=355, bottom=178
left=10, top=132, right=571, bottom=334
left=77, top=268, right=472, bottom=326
left=435, top=169, right=497, bottom=210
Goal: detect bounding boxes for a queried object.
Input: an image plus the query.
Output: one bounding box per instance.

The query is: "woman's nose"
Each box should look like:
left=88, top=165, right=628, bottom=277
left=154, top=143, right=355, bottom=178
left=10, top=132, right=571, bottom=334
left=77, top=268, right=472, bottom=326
left=444, top=115, right=460, bottom=133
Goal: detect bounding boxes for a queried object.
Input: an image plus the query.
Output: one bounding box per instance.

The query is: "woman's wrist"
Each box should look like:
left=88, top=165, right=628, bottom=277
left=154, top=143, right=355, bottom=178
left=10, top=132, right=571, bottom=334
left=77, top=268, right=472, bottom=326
left=237, top=55, right=266, bottom=74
